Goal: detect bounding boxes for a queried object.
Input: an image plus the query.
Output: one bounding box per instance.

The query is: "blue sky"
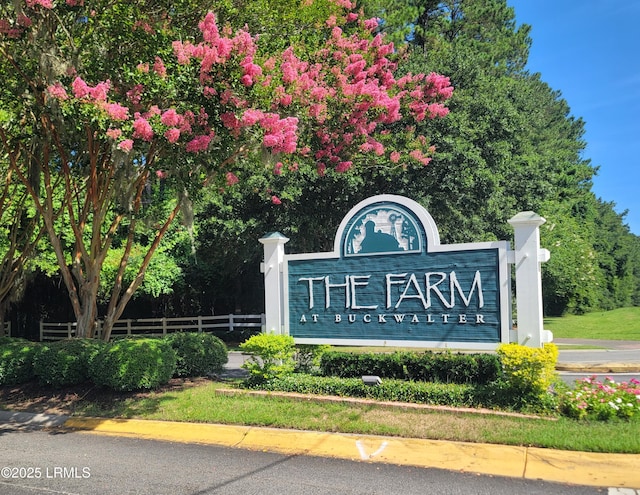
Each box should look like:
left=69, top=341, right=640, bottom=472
left=508, top=1, right=640, bottom=235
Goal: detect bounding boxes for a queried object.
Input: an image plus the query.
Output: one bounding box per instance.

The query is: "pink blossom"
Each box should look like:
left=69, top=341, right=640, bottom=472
left=106, top=128, right=122, bottom=140
left=271, top=195, right=282, bottom=205
left=153, top=57, right=167, bottom=78
left=335, top=161, right=352, bottom=173
left=132, top=117, right=154, bottom=141
left=133, top=21, right=154, bottom=34
left=390, top=151, right=401, bottom=163
left=66, top=0, right=84, bottom=5
left=199, top=12, right=220, bottom=44
left=363, top=18, right=379, bottom=31
left=240, top=75, right=254, bottom=86
left=26, top=0, right=53, bottom=8
left=117, top=139, right=134, bottom=153
left=273, top=162, right=283, bottom=175
left=226, top=172, right=239, bottom=186
left=346, top=13, right=358, bottom=22
left=156, top=170, right=167, bottom=179
left=161, top=109, right=182, bottom=127
left=71, top=77, right=90, bottom=98
left=185, top=134, right=211, bottom=153
left=46, top=83, right=68, bottom=100
left=137, top=62, right=150, bottom=73
left=164, top=128, right=181, bottom=143
left=220, top=112, right=240, bottom=131
left=173, top=41, right=194, bottom=65
left=126, top=84, right=144, bottom=105
left=147, top=105, right=162, bottom=118
left=241, top=109, right=264, bottom=126
left=329, top=0, right=353, bottom=7
left=0, top=20, right=23, bottom=39
left=17, top=14, right=32, bottom=27
left=105, top=102, right=129, bottom=121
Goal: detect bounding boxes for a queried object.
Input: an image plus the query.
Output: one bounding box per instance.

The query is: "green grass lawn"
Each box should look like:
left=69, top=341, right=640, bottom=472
left=544, top=307, right=640, bottom=340
left=69, top=380, right=640, bottom=454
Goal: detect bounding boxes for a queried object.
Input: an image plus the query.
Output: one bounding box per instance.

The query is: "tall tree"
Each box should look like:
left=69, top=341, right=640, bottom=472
left=0, top=0, right=452, bottom=339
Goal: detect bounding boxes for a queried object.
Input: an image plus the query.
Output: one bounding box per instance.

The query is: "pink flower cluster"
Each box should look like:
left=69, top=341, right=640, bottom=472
left=46, top=73, right=218, bottom=155
left=172, top=12, right=258, bottom=87
left=258, top=15, right=453, bottom=173
left=25, top=0, right=53, bottom=9
left=560, top=375, right=640, bottom=420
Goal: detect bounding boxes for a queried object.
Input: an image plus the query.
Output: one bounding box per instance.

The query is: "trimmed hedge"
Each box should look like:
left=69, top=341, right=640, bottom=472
left=254, top=374, right=476, bottom=408
left=33, top=339, right=104, bottom=387
left=0, top=340, right=39, bottom=385
left=89, top=338, right=177, bottom=391
left=165, top=332, right=228, bottom=378
left=319, top=351, right=501, bottom=385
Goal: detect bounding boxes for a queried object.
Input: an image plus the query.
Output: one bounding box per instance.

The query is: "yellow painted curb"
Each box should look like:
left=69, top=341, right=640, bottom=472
left=64, top=417, right=640, bottom=488
left=526, top=447, right=640, bottom=488
left=63, top=417, right=250, bottom=447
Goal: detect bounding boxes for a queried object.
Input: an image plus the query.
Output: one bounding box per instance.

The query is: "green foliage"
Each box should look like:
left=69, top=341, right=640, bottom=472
left=294, top=344, right=332, bottom=373
left=255, top=374, right=476, bottom=408
left=165, top=332, right=228, bottom=378
left=0, top=340, right=39, bottom=385
left=33, top=339, right=105, bottom=388
left=239, top=333, right=296, bottom=384
left=89, top=338, right=177, bottom=391
left=319, top=351, right=501, bottom=385
left=497, top=343, right=558, bottom=399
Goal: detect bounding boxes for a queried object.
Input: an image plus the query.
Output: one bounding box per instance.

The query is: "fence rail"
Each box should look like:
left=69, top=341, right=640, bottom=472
left=40, top=314, right=265, bottom=341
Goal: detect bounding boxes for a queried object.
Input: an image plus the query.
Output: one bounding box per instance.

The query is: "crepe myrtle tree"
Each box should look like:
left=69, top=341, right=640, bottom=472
left=0, top=0, right=452, bottom=340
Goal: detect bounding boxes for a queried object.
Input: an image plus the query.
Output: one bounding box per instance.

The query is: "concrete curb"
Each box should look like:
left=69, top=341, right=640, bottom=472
left=0, top=410, right=68, bottom=428
left=62, top=416, right=640, bottom=489
left=556, top=363, right=640, bottom=373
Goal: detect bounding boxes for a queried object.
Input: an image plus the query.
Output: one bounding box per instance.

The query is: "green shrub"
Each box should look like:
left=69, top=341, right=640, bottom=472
left=319, top=350, right=501, bottom=385
left=165, top=332, right=228, bottom=378
left=294, top=344, right=332, bottom=373
left=89, top=338, right=177, bottom=391
left=255, top=374, right=475, bottom=408
left=33, top=339, right=104, bottom=388
left=0, top=341, right=39, bottom=385
left=239, top=333, right=296, bottom=384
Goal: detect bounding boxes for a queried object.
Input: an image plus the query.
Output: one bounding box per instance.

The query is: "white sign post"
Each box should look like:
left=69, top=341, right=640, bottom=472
left=508, top=211, right=552, bottom=347
left=259, top=232, right=289, bottom=335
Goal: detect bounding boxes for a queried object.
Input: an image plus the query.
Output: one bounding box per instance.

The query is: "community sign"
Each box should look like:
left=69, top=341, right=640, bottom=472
left=282, top=195, right=511, bottom=349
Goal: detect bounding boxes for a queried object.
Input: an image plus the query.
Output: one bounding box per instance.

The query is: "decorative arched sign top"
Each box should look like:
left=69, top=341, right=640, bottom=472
left=334, top=195, right=441, bottom=257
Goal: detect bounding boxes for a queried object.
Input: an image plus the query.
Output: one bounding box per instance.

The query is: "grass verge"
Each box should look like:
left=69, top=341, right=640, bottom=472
left=56, top=380, right=640, bottom=454
left=545, top=307, right=640, bottom=340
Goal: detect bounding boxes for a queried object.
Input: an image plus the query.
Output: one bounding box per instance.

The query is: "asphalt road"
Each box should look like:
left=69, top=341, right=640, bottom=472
left=0, top=428, right=603, bottom=495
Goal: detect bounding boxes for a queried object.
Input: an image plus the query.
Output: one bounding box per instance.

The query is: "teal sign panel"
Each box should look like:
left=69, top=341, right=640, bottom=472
left=283, top=195, right=511, bottom=348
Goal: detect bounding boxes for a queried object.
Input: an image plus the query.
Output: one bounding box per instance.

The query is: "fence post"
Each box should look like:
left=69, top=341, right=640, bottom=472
left=508, top=211, right=552, bottom=348
left=228, top=314, right=234, bottom=333
left=259, top=232, right=289, bottom=335
left=39, top=320, right=43, bottom=341
left=162, top=317, right=167, bottom=336
left=127, top=319, right=132, bottom=336
left=198, top=315, right=203, bottom=333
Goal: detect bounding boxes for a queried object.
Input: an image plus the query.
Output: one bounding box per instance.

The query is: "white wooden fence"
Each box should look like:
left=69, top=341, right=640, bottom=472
left=39, top=314, right=265, bottom=341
